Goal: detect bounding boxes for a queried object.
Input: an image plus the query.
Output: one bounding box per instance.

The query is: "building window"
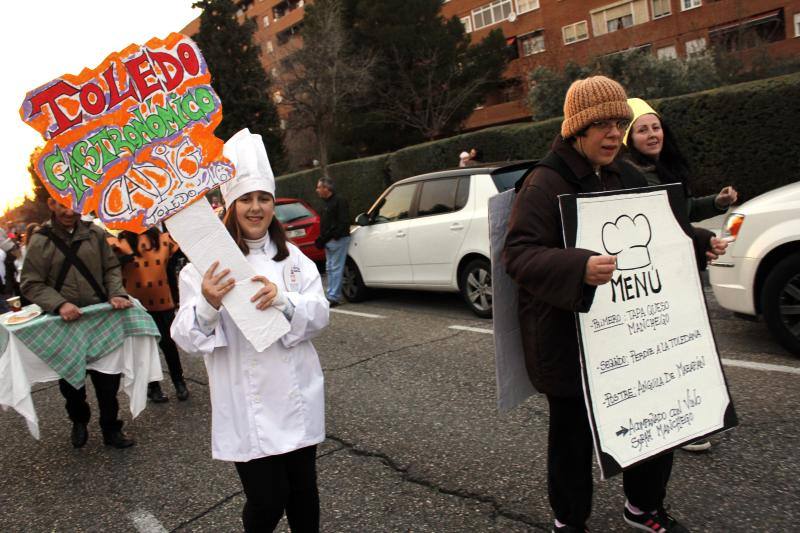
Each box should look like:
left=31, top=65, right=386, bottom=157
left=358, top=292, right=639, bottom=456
left=273, top=0, right=303, bottom=20
left=709, top=10, right=786, bottom=51
left=461, top=16, right=473, bottom=33
left=652, top=0, right=671, bottom=18
left=472, top=0, right=514, bottom=31
left=681, top=0, right=701, bottom=11
left=516, top=0, right=539, bottom=14
left=591, top=0, right=649, bottom=37
left=276, top=22, right=304, bottom=46
left=519, top=30, right=545, bottom=56
left=263, top=15, right=270, bottom=27
left=657, top=45, right=677, bottom=59
left=685, top=37, right=706, bottom=56
left=563, top=21, right=589, bottom=44
left=795, top=12, right=800, bottom=37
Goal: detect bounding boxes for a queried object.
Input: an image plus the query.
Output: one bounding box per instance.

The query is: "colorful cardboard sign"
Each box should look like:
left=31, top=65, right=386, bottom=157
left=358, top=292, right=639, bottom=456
left=19, top=33, right=233, bottom=232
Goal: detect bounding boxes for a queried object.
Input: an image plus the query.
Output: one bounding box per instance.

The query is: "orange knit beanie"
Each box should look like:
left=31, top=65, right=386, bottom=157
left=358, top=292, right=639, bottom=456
left=560, top=76, right=632, bottom=139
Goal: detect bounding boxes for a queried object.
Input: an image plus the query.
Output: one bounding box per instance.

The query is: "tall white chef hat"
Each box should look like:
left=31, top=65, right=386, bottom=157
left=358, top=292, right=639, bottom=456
left=221, top=128, right=276, bottom=207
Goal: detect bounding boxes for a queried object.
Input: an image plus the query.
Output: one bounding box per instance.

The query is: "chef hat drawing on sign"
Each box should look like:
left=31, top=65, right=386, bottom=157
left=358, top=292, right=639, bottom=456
left=602, top=214, right=652, bottom=271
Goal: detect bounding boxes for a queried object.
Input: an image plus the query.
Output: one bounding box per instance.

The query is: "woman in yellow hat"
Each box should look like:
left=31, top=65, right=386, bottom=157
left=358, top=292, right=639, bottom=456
left=623, top=98, right=738, bottom=222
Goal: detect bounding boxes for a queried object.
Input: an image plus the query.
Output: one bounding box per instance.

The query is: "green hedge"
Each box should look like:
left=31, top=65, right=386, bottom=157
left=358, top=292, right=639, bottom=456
left=653, top=72, right=800, bottom=201
left=276, top=72, right=800, bottom=216
left=276, top=153, right=390, bottom=220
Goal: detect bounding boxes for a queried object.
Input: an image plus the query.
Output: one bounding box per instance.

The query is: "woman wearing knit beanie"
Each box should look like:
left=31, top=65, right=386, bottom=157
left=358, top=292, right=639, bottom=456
left=504, top=76, right=702, bottom=533
left=622, top=97, right=738, bottom=223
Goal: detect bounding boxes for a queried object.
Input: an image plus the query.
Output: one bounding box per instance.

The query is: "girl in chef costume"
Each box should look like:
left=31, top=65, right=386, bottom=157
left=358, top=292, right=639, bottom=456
left=172, top=129, right=329, bottom=532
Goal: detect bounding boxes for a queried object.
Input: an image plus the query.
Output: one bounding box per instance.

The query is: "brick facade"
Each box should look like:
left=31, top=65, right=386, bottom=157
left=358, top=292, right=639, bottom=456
left=183, top=0, right=800, bottom=132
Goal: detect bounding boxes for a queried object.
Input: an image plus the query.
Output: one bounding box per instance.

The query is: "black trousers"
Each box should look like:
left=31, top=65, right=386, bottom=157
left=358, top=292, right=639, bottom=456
left=149, top=310, right=183, bottom=384
left=58, top=370, right=123, bottom=434
left=546, top=394, right=673, bottom=527
left=234, top=445, right=320, bottom=533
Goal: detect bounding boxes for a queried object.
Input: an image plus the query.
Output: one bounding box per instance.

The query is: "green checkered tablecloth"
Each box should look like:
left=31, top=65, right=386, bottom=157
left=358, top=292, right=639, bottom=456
left=0, top=303, right=160, bottom=388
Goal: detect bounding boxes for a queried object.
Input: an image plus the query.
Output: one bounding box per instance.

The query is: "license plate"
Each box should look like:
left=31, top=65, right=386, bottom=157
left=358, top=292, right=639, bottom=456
left=287, top=228, right=306, bottom=238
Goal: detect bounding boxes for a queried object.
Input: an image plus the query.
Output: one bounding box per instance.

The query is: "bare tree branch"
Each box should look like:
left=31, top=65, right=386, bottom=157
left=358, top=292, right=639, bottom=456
left=274, top=0, right=373, bottom=170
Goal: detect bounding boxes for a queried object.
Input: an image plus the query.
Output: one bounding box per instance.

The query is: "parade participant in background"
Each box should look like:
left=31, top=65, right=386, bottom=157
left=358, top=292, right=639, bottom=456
left=16, top=223, right=40, bottom=283
left=314, top=177, right=350, bottom=307
left=458, top=151, right=471, bottom=167
left=623, top=98, right=738, bottom=223
left=468, top=147, right=483, bottom=165
left=112, top=227, right=189, bottom=403
left=172, top=129, right=329, bottom=533
left=623, top=97, right=738, bottom=452
left=504, top=76, right=726, bottom=533
left=0, top=230, right=18, bottom=312
left=20, top=199, right=135, bottom=449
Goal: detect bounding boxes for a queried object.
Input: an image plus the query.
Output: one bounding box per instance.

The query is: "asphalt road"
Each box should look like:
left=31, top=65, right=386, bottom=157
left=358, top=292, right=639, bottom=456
left=1, top=282, right=798, bottom=532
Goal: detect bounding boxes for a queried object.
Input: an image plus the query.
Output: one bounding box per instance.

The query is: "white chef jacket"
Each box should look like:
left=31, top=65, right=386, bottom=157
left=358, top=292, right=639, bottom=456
left=171, top=238, right=329, bottom=462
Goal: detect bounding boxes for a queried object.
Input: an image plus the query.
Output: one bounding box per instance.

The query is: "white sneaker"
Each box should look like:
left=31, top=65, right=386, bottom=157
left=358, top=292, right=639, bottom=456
left=681, top=440, right=711, bottom=452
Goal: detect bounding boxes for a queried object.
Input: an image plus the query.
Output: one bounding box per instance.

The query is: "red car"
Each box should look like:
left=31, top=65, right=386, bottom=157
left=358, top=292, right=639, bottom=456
left=275, top=197, right=325, bottom=263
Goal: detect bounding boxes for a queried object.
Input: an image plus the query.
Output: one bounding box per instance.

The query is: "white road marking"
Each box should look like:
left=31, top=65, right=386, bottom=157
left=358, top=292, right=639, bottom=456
left=330, top=308, right=386, bottom=319
left=448, top=325, right=493, bottom=334
left=720, top=358, right=800, bottom=375
left=449, top=325, right=800, bottom=376
left=129, top=510, right=167, bottom=533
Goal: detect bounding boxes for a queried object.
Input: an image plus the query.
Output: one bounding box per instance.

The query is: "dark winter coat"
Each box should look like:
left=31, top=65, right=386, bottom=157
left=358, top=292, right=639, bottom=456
left=316, top=193, right=350, bottom=248
left=622, top=155, right=725, bottom=223
left=503, top=136, right=712, bottom=398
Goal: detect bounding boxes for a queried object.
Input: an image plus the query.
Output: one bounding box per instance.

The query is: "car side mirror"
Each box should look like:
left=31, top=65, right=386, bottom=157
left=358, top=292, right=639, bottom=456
left=355, top=213, right=371, bottom=226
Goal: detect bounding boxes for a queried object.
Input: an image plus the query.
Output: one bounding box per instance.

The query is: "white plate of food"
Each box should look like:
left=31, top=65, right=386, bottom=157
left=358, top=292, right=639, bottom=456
left=3, top=308, right=42, bottom=326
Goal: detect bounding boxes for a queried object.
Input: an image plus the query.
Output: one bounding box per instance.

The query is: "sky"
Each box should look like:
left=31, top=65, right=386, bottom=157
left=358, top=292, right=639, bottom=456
left=0, top=1, right=202, bottom=216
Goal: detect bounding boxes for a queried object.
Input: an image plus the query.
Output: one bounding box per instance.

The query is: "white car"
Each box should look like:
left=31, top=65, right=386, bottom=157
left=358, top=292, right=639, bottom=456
left=709, top=181, right=800, bottom=355
left=342, top=162, right=536, bottom=317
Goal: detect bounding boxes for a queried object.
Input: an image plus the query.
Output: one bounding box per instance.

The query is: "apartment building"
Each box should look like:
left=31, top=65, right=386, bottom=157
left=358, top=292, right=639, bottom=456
left=183, top=0, right=800, bottom=131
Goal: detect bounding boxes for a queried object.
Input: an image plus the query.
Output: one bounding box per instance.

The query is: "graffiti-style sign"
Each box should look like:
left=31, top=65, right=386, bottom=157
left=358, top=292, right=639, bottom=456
left=19, top=33, right=233, bottom=232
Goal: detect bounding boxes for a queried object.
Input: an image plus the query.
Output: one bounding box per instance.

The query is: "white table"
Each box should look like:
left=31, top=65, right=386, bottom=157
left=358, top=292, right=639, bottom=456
left=0, top=333, right=162, bottom=439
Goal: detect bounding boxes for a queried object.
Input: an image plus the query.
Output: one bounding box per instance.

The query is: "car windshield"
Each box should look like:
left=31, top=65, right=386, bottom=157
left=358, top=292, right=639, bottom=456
left=491, top=167, right=532, bottom=192
left=275, top=202, right=312, bottom=223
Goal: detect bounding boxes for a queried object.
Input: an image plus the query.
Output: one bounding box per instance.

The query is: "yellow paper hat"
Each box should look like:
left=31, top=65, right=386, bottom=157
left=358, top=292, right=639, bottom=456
left=623, top=98, right=659, bottom=146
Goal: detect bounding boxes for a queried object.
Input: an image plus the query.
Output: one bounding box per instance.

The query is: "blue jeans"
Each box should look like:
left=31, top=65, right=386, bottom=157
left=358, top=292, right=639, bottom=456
left=325, top=236, right=350, bottom=302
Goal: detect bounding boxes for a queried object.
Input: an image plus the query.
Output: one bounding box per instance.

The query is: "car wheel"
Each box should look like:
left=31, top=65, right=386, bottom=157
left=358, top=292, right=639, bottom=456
left=342, top=258, right=369, bottom=302
left=460, top=258, right=492, bottom=318
left=761, top=253, right=800, bottom=355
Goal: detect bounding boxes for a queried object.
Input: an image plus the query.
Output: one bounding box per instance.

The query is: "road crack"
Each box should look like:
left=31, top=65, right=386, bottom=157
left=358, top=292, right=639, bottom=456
left=325, top=434, right=550, bottom=531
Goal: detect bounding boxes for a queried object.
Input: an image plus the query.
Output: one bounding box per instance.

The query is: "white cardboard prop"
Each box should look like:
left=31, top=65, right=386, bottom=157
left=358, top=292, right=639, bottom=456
left=489, top=189, right=536, bottom=412
left=165, top=201, right=290, bottom=351
left=560, top=185, right=736, bottom=478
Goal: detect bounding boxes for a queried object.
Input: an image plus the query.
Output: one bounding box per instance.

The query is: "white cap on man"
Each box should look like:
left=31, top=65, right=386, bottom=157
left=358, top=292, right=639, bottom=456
left=221, top=128, right=276, bottom=207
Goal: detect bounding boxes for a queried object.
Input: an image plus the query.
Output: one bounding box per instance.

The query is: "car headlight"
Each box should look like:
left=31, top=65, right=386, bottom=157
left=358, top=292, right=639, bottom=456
left=721, top=213, right=745, bottom=241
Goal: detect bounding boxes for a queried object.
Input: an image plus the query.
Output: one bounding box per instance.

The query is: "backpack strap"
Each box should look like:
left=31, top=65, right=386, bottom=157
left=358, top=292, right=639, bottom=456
left=39, top=227, right=108, bottom=302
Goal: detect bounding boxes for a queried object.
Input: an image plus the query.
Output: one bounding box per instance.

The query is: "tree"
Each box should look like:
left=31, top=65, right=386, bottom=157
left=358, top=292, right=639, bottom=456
left=0, top=156, right=52, bottom=226
left=343, top=0, right=510, bottom=151
left=276, top=0, right=373, bottom=173
left=193, top=0, right=284, bottom=169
